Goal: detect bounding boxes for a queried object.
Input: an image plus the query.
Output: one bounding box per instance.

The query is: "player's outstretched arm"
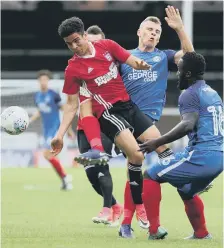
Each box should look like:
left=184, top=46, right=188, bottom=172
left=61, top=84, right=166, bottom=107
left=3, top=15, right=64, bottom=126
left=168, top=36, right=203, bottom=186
left=29, top=110, right=41, bottom=124
left=125, top=55, right=151, bottom=70
left=165, top=5, right=194, bottom=64
left=51, top=93, right=79, bottom=156
left=60, top=104, right=76, bottom=139
left=139, top=112, right=198, bottom=153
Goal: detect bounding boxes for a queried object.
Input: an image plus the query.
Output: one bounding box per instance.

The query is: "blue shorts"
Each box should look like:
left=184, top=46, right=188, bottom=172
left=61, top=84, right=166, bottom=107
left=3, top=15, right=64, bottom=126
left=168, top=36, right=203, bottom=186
left=146, top=149, right=223, bottom=197
left=43, top=136, right=54, bottom=149
left=43, top=127, right=58, bottom=149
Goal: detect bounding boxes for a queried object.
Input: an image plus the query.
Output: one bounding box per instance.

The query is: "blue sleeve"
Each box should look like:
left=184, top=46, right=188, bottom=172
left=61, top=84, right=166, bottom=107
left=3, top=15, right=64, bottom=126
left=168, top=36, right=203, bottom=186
left=34, top=93, right=38, bottom=107
left=179, top=90, right=200, bottom=115
left=53, top=91, right=62, bottom=106
left=163, top=50, right=177, bottom=71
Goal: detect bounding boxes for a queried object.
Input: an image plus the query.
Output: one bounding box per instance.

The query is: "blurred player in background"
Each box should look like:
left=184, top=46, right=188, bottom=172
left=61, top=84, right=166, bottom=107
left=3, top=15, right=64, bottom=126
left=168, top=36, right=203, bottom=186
left=140, top=52, right=223, bottom=240
left=29, top=70, right=74, bottom=190
left=86, top=25, right=105, bottom=42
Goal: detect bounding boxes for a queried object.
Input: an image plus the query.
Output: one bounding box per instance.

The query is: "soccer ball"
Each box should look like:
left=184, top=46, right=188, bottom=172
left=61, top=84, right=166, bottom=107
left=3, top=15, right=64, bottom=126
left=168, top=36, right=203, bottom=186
left=1, top=106, right=29, bottom=135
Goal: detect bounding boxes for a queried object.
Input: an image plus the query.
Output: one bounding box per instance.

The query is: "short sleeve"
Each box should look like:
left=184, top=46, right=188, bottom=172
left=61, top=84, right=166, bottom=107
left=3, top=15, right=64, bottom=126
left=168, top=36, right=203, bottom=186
left=34, top=93, right=38, bottom=106
left=163, top=49, right=177, bottom=71
left=178, top=90, right=200, bottom=115
left=62, top=66, right=80, bottom=95
left=54, top=91, right=61, bottom=104
left=53, top=91, right=63, bottom=107
left=101, top=39, right=131, bottom=63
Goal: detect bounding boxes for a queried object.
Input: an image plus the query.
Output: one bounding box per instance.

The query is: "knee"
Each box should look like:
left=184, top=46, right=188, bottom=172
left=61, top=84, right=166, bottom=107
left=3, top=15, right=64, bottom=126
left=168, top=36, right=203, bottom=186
left=43, top=150, right=52, bottom=160
left=128, top=151, right=144, bottom=164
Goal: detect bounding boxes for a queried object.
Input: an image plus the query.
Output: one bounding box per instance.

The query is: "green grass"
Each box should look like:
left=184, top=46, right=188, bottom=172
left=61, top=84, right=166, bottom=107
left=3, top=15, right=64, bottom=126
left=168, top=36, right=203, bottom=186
left=1, top=168, right=223, bottom=248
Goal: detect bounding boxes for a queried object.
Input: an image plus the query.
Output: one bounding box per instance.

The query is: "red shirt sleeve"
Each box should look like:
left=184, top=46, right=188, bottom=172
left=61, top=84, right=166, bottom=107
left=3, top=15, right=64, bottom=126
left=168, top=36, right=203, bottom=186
left=102, top=39, right=130, bottom=63
left=62, top=65, right=80, bottom=95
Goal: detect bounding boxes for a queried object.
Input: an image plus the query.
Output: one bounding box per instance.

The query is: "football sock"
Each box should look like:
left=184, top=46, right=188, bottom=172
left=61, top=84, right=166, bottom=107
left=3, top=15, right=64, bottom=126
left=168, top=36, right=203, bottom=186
left=158, top=148, right=173, bottom=159
left=81, top=116, right=104, bottom=152
left=91, top=184, right=117, bottom=205
left=85, top=165, right=117, bottom=207
left=183, top=195, right=209, bottom=238
left=97, top=165, right=113, bottom=208
left=128, top=163, right=143, bottom=204
left=49, top=157, right=66, bottom=178
left=142, top=179, right=161, bottom=234
left=122, top=181, right=135, bottom=225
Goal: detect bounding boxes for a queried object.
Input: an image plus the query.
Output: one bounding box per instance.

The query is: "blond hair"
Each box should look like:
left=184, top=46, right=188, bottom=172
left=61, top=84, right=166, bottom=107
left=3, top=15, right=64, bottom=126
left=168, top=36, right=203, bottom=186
left=140, top=16, right=161, bottom=28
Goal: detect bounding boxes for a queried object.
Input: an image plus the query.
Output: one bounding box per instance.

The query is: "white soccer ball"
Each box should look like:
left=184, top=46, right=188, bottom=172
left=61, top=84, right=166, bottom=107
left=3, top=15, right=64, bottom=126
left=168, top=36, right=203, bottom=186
left=1, top=106, right=29, bottom=135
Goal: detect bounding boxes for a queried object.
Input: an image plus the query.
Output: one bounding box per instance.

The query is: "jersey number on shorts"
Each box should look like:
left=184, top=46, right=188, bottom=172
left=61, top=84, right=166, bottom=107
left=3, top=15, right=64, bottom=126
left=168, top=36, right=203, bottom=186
left=207, top=105, right=224, bottom=136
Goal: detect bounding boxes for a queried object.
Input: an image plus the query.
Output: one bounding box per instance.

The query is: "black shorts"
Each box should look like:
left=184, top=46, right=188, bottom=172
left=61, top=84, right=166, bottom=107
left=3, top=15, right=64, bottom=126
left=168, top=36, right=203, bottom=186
left=98, top=100, right=154, bottom=142
left=77, top=129, right=120, bottom=156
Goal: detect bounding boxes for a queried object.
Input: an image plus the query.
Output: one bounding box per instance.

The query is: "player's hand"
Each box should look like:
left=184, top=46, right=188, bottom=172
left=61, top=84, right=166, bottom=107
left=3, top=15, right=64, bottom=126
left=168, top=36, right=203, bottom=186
left=165, top=6, right=184, bottom=32
left=138, top=139, right=159, bottom=153
left=135, top=60, right=151, bottom=70
left=51, top=136, right=64, bottom=156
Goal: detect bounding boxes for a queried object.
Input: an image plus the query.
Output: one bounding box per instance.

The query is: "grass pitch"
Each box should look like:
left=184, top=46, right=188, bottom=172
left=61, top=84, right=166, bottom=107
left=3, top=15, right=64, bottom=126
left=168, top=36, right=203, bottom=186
left=1, top=167, right=223, bottom=248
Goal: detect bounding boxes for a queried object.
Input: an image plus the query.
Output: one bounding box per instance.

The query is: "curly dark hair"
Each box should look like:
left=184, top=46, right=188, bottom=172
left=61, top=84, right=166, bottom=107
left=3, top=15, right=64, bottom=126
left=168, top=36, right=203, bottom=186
left=86, top=25, right=105, bottom=39
left=58, top=17, right=84, bottom=38
left=37, top=69, right=52, bottom=79
left=182, top=52, right=206, bottom=76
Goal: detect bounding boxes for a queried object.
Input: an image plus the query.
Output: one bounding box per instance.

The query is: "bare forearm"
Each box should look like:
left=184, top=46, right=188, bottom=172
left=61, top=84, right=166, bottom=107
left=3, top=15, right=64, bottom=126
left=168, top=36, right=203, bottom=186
left=125, top=55, right=150, bottom=70
left=30, top=111, right=40, bottom=123
left=155, top=121, right=191, bottom=147
left=176, top=26, right=194, bottom=53
left=57, top=103, right=78, bottom=138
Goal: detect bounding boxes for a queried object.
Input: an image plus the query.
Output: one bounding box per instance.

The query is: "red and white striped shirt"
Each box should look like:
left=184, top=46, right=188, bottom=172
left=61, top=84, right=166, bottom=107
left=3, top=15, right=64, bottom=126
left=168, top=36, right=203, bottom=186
left=63, top=39, right=131, bottom=120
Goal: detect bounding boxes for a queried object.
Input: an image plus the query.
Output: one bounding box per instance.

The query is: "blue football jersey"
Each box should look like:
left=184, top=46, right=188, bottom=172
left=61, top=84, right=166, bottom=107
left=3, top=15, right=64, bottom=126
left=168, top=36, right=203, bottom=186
left=178, top=80, right=223, bottom=151
left=34, top=89, right=61, bottom=137
left=120, top=48, right=176, bottom=120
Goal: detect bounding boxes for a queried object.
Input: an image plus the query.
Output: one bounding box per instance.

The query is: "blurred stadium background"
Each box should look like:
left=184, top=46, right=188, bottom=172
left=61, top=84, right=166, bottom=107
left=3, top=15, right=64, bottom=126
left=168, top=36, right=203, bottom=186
left=1, top=1, right=223, bottom=168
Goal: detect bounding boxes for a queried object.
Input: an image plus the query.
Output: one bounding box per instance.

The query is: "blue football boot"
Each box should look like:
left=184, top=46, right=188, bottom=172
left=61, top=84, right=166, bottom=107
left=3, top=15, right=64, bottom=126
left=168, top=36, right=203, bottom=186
left=74, top=149, right=110, bottom=166
left=118, top=224, right=134, bottom=239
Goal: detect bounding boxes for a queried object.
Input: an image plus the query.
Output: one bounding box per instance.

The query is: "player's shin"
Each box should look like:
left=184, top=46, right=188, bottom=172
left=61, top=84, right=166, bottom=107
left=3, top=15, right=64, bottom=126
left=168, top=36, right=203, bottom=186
left=182, top=194, right=209, bottom=238
left=97, top=165, right=113, bottom=208
left=142, top=178, right=161, bottom=234
left=85, top=165, right=117, bottom=205
left=48, top=157, right=66, bottom=178
left=81, top=116, right=104, bottom=152
left=128, top=162, right=143, bottom=204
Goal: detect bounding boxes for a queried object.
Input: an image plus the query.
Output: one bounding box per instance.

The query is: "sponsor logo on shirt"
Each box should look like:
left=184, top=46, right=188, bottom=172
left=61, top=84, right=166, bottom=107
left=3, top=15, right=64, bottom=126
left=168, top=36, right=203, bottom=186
left=127, top=69, right=158, bottom=82
left=38, top=103, right=52, bottom=113
left=94, top=62, right=118, bottom=86
left=45, top=95, right=50, bottom=104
